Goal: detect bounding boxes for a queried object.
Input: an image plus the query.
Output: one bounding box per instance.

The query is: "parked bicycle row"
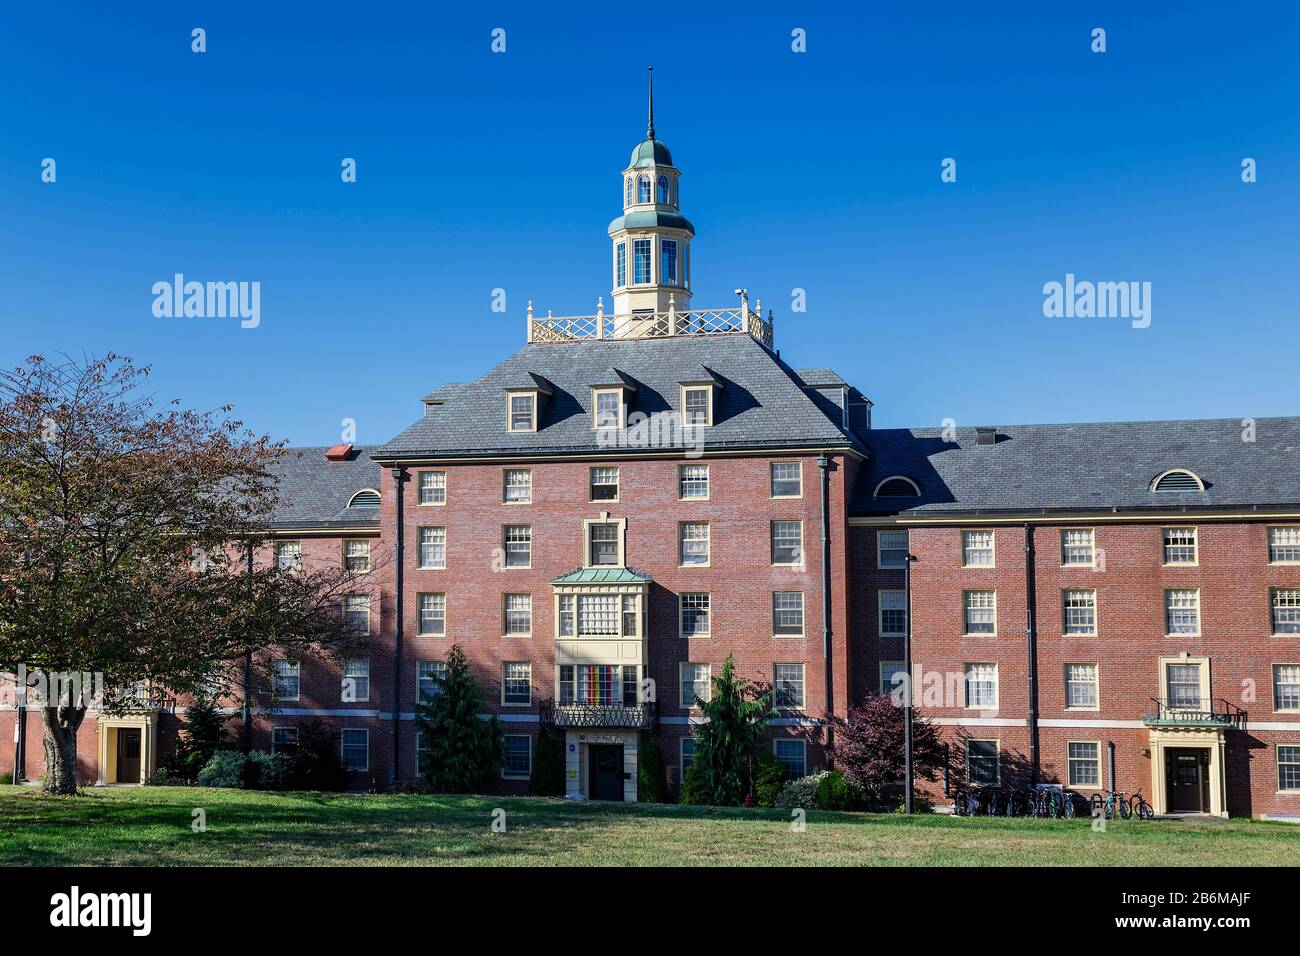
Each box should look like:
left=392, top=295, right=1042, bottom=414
left=953, top=786, right=1154, bottom=819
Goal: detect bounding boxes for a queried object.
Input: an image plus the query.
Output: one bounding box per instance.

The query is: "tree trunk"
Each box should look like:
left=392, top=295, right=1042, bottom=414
left=41, top=704, right=86, bottom=795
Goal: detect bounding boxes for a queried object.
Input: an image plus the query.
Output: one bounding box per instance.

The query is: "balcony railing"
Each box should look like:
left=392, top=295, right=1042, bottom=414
left=1142, top=698, right=1247, bottom=730
left=527, top=302, right=773, bottom=349
left=539, top=699, right=657, bottom=730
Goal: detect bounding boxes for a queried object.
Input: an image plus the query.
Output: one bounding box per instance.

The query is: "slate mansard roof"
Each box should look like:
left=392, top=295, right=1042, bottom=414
left=268, top=445, right=383, bottom=529
left=374, top=335, right=867, bottom=461
left=854, top=418, right=1300, bottom=517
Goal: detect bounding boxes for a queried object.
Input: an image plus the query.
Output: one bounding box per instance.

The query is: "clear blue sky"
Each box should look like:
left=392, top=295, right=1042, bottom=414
left=2, top=2, right=1296, bottom=445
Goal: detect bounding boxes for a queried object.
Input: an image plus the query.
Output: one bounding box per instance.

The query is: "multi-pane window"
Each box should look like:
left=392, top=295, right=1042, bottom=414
left=275, top=540, right=302, bottom=571
left=1273, top=665, right=1300, bottom=711
left=577, top=594, right=620, bottom=636
left=774, top=740, right=806, bottom=779
left=1067, top=742, right=1101, bottom=787
left=418, top=526, right=446, bottom=569
left=771, top=520, right=803, bottom=565
left=504, top=593, right=532, bottom=635
left=964, top=663, right=998, bottom=708
left=1065, top=663, right=1099, bottom=709
left=622, top=595, right=638, bottom=637
left=1165, top=662, right=1203, bottom=709
left=344, top=539, right=370, bottom=573
left=342, top=659, right=369, bottom=702
left=588, top=522, right=620, bottom=565
left=774, top=663, right=805, bottom=709
left=272, top=660, right=299, bottom=701
left=1163, top=527, right=1197, bottom=564
left=504, top=469, right=532, bottom=503
left=1165, top=589, right=1200, bottom=635
left=879, top=661, right=907, bottom=695
left=633, top=238, right=652, bottom=283
left=1269, top=527, right=1300, bottom=563
left=637, top=174, right=651, bottom=204
left=681, top=738, right=697, bottom=776
left=594, top=390, right=622, bottom=429
left=682, top=387, right=710, bottom=425
left=879, top=590, right=907, bottom=636
left=680, top=663, right=711, bottom=708
left=1272, top=589, right=1300, bottom=634
left=503, top=662, right=531, bottom=705
left=770, top=462, right=802, bottom=497
left=962, top=530, right=995, bottom=567
left=878, top=530, right=909, bottom=569
left=418, top=593, right=446, bottom=636
left=1061, top=528, right=1095, bottom=566
left=416, top=729, right=431, bottom=777
left=418, top=470, right=446, bottom=505
left=679, top=463, right=709, bottom=498
left=1063, top=589, right=1097, bottom=635
left=557, top=594, right=575, bottom=637
left=966, top=739, right=1000, bottom=786
left=615, top=240, right=627, bottom=287
left=343, top=594, right=370, bottom=634
left=660, top=238, right=679, bottom=285
left=504, top=525, right=532, bottom=568
left=417, top=660, right=447, bottom=702
left=561, top=664, right=633, bottom=705
left=680, top=522, right=710, bottom=565
left=963, top=591, right=996, bottom=635
left=508, top=393, right=535, bottom=431
left=681, top=593, right=711, bottom=637
left=503, top=735, right=532, bottom=778
left=1279, top=746, right=1300, bottom=792
left=271, top=727, right=298, bottom=754
left=590, top=467, right=619, bottom=501
left=773, top=591, right=804, bottom=636
left=341, top=729, right=368, bottom=771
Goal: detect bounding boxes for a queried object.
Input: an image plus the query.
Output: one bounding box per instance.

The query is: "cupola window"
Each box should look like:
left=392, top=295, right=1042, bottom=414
left=615, top=241, right=627, bottom=288
left=660, top=238, right=679, bottom=286
left=633, top=238, right=652, bottom=284
left=637, top=174, right=652, bottom=204
left=657, top=175, right=670, bottom=204
left=624, top=177, right=633, bottom=206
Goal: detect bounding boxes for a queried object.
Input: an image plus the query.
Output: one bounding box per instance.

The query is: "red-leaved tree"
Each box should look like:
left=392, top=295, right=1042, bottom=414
left=826, top=694, right=946, bottom=804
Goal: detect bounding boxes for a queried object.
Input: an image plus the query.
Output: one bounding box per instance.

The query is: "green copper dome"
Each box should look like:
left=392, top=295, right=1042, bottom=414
left=608, top=209, right=695, bottom=237
left=629, top=138, right=674, bottom=169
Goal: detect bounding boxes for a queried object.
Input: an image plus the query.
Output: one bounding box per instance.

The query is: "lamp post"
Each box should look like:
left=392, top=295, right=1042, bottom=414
left=903, top=551, right=917, bottom=814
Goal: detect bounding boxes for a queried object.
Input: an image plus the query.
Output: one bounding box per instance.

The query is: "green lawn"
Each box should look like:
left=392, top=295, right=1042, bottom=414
left=1, top=785, right=1296, bottom=866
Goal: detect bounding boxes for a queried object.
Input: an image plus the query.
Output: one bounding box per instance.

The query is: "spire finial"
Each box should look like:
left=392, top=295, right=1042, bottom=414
left=646, top=65, right=655, bottom=140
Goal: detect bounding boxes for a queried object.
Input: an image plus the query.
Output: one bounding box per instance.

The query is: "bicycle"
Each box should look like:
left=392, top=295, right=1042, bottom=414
left=1128, top=790, right=1154, bottom=820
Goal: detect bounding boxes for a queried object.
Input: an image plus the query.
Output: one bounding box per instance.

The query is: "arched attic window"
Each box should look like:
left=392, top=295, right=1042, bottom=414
left=347, top=489, right=381, bottom=509
left=873, top=476, right=921, bottom=498
left=1151, top=469, right=1206, bottom=493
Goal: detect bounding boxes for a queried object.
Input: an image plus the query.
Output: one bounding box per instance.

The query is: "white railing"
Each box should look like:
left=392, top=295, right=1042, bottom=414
left=527, top=300, right=773, bottom=349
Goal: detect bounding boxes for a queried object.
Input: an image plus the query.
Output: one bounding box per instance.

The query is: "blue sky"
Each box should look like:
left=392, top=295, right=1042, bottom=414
left=1, top=2, right=1296, bottom=445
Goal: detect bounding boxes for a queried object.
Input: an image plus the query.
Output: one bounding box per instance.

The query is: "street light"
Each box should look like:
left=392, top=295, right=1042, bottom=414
left=903, top=551, right=917, bottom=814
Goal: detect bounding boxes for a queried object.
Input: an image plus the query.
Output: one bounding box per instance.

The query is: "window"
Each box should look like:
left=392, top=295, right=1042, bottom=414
left=272, top=660, right=299, bottom=701
left=271, top=727, right=298, bottom=754
left=557, top=594, right=575, bottom=637
left=1152, top=469, right=1204, bottom=493
left=1067, top=742, right=1101, bottom=788
left=417, top=593, right=446, bottom=636
left=342, top=659, right=369, bottom=702
left=1063, top=589, right=1097, bottom=635
left=774, top=740, right=806, bottom=778
left=344, top=539, right=370, bottom=573
left=681, top=386, right=711, bottom=426
left=771, top=520, right=803, bottom=565
left=593, top=389, right=623, bottom=429
left=966, top=739, right=1000, bottom=786
left=1269, top=527, right=1300, bottom=563
left=680, top=593, right=710, bottom=637
left=878, top=530, right=909, bottom=569
left=1061, top=529, right=1095, bottom=566
left=874, top=476, right=920, bottom=498
left=770, top=462, right=802, bottom=498
left=773, top=591, right=804, bottom=636
left=590, top=466, right=619, bottom=501
left=587, top=522, right=620, bottom=566
left=1165, top=662, right=1203, bottom=709
left=508, top=393, right=535, bottom=432
left=563, top=664, right=632, bottom=704
left=418, top=526, right=446, bottom=569
left=879, top=590, right=907, bottom=637
left=1065, top=663, right=1098, bottom=709
left=418, top=470, right=446, bottom=505
left=622, top=664, right=640, bottom=706
left=657, top=174, right=670, bottom=204
left=624, top=177, right=632, bottom=206
left=637, top=174, right=651, bottom=204
left=416, top=729, right=431, bottom=777
left=577, top=594, right=620, bottom=636
left=1273, top=589, right=1300, bottom=634
left=1165, top=589, right=1200, bottom=635
left=661, top=238, right=679, bottom=285
left=344, top=594, right=370, bottom=635
left=681, top=738, right=697, bottom=778
left=962, top=530, right=994, bottom=567
left=622, top=594, right=638, bottom=638
left=680, top=522, right=710, bottom=566
left=275, top=540, right=301, bottom=572
left=680, top=663, right=711, bottom=708
left=503, top=662, right=531, bottom=705
left=679, top=464, right=708, bottom=499
left=504, top=593, right=531, bottom=635
left=879, top=661, right=907, bottom=695
left=348, top=490, right=380, bottom=509
left=964, top=591, right=997, bottom=635
left=633, top=238, right=652, bottom=283
left=615, top=240, right=627, bottom=287
left=417, top=660, right=446, bottom=702
left=341, top=728, right=368, bottom=771
left=504, top=525, right=531, bottom=568
left=964, top=663, right=998, bottom=709
left=1273, top=665, right=1300, bottom=712
left=504, top=468, right=531, bottom=503
left=774, top=663, right=805, bottom=709
left=1163, top=527, right=1197, bottom=565
left=1279, top=746, right=1300, bottom=792
left=503, top=735, right=532, bottom=778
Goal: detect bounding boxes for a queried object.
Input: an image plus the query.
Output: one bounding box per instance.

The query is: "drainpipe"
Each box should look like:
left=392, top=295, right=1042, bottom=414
left=390, top=466, right=406, bottom=788
left=903, top=547, right=916, bottom=813
left=13, top=684, right=26, bottom=782
left=1024, top=523, right=1040, bottom=785
left=816, top=454, right=834, bottom=750
left=242, top=541, right=253, bottom=754
left=1107, top=740, right=1116, bottom=793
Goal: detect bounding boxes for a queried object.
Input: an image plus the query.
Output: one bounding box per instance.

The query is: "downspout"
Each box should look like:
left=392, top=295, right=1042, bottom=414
left=13, top=683, right=26, bottom=782
left=816, top=454, right=834, bottom=749
left=241, top=540, right=253, bottom=754
left=1024, top=523, right=1040, bottom=785
left=903, top=544, right=915, bottom=813
left=390, top=466, right=406, bottom=788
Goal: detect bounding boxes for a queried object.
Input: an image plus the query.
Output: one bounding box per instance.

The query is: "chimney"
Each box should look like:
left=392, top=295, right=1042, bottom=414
left=975, top=427, right=997, bottom=446
left=325, top=444, right=354, bottom=461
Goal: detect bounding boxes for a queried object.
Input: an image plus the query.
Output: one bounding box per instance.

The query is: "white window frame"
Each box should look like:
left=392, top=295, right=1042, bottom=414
left=592, top=387, right=625, bottom=430
left=680, top=521, right=710, bottom=567
left=1268, top=526, right=1300, bottom=564
left=773, top=739, right=807, bottom=778
left=770, top=461, right=802, bottom=498
left=343, top=538, right=371, bottom=573
left=272, top=659, right=300, bottom=702
left=341, top=728, right=369, bottom=772
left=963, top=590, right=997, bottom=636
left=879, top=661, right=907, bottom=695
left=679, top=592, right=711, bottom=638
left=589, top=466, right=620, bottom=502
left=502, top=734, right=532, bottom=779
left=343, top=594, right=370, bottom=635
left=503, top=524, right=532, bottom=569
left=417, top=526, right=446, bottom=570
left=1272, top=588, right=1300, bottom=635
left=417, top=592, right=446, bottom=637
left=773, top=663, right=806, bottom=710
left=964, top=663, right=998, bottom=710
left=966, top=738, right=1000, bottom=786
left=1165, top=588, right=1201, bottom=636
left=678, top=463, right=709, bottom=500
left=1160, top=657, right=1208, bottom=711
left=877, top=529, right=909, bottom=569
left=961, top=530, right=995, bottom=568
left=1066, top=741, right=1103, bottom=789
left=502, top=661, right=532, bottom=707
left=1272, top=664, right=1300, bottom=713
left=503, top=593, right=532, bottom=636
left=417, top=470, right=447, bottom=506
left=1064, top=663, right=1099, bottom=710
left=773, top=591, right=804, bottom=637
left=1279, top=745, right=1300, bottom=793
left=1063, top=589, right=1097, bottom=636
left=275, top=540, right=302, bottom=572
left=506, top=390, right=538, bottom=432
left=879, top=589, right=907, bottom=637
left=503, top=468, right=532, bottom=504
left=771, top=520, right=804, bottom=567
left=1162, top=526, right=1198, bottom=566
left=342, top=658, right=370, bottom=703
left=1060, top=528, right=1096, bottom=567
left=680, top=385, right=713, bottom=427
left=583, top=517, right=625, bottom=568
left=271, top=726, right=298, bottom=754
left=679, top=662, right=711, bottom=710
left=417, top=660, right=446, bottom=703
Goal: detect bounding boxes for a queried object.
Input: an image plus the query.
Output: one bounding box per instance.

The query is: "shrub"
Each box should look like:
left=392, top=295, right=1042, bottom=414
left=775, top=772, right=828, bottom=810
left=893, top=792, right=935, bottom=814
left=815, top=770, right=862, bottom=810
left=144, top=765, right=186, bottom=786
left=529, top=732, right=566, bottom=796
left=826, top=694, right=945, bottom=803
left=0, top=772, right=13, bottom=785
left=172, top=698, right=231, bottom=783
left=752, top=750, right=787, bottom=808
left=637, top=736, right=668, bottom=803
left=197, top=750, right=247, bottom=788
left=679, top=759, right=710, bottom=805
left=245, top=750, right=293, bottom=790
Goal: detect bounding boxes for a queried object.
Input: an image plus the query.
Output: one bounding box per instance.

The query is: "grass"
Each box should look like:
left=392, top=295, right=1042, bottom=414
left=1, top=785, right=1297, bottom=866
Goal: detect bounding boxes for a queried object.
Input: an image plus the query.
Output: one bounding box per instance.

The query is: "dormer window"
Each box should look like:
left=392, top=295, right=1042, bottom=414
left=593, top=388, right=624, bottom=429
left=637, top=174, right=652, bottom=204
left=508, top=393, right=536, bottom=432
left=1151, top=469, right=1205, bottom=493
left=657, top=175, right=670, bottom=204
left=678, top=367, right=722, bottom=428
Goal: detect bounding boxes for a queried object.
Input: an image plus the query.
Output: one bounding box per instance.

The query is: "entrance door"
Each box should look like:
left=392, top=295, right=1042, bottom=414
left=1165, top=748, right=1209, bottom=812
left=117, top=728, right=142, bottom=783
left=589, top=744, right=624, bottom=801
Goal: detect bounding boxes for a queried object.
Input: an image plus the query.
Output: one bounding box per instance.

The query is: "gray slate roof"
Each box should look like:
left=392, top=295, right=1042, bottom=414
left=854, top=418, right=1300, bottom=516
left=269, top=446, right=383, bottom=529
left=374, top=335, right=861, bottom=459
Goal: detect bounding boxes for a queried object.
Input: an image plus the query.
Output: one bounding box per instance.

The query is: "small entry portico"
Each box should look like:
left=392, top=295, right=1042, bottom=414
left=563, top=730, right=639, bottom=802
left=96, top=714, right=159, bottom=786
